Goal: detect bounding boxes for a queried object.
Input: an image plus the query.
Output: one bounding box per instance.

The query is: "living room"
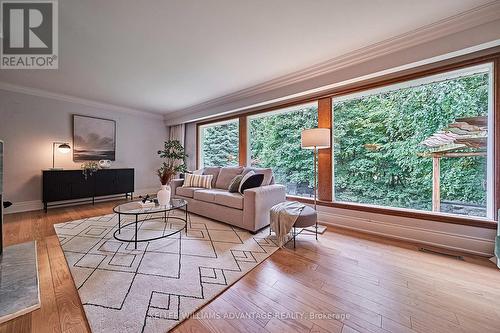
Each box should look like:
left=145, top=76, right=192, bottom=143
left=1, top=1, right=500, bottom=333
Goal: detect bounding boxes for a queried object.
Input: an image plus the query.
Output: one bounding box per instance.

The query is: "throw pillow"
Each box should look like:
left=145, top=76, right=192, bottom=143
left=228, top=175, right=244, bottom=193
left=238, top=170, right=255, bottom=193
left=183, top=173, right=212, bottom=189
left=239, top=174, right=264, bottom=194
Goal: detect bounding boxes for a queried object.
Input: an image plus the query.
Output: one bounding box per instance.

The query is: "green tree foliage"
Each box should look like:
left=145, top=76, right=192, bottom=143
left=200, top=73, right=489, bottom=217
left=249, top=107, right=318, bottom=196
left=201, top=122, right=239, bottom=167
left=334, top=73, right=488, bottom=213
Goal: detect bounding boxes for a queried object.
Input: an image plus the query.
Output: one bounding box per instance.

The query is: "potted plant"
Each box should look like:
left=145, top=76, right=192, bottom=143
left=156, top=140, right=188, bottom=205
left=81, top=161, right=99, bottom=180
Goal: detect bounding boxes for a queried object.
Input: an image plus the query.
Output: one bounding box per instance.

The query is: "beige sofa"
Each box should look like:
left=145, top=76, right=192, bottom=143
left=171, top=167, right=286, bottom=233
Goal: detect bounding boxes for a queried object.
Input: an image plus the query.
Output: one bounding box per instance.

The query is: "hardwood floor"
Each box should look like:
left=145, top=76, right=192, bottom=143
left=1, top=200, right=500, bottom=333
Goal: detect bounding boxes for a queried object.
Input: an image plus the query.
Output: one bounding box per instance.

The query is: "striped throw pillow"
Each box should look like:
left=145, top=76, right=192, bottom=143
left=183, top=173, right=213, bottom=189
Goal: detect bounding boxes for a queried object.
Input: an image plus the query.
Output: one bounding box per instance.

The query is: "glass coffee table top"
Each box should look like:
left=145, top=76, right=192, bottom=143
left=112, top=198, right=188, bottom=249
left=113, top=198, right=187, bottom=215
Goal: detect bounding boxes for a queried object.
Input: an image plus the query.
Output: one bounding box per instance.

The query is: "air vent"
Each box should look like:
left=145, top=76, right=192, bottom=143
left=418, top=247, right=464, bottom=260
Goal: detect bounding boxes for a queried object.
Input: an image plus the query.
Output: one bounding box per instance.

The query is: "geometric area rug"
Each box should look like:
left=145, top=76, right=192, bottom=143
left=54, top=209, right=279, bottom=333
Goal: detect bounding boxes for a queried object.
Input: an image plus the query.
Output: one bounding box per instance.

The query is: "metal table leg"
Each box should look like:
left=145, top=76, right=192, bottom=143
left=118, top=213, right=121, bottom=234
left=135, top=214, right=138, bottom=249
left=185, top=204, right=188, bottom=234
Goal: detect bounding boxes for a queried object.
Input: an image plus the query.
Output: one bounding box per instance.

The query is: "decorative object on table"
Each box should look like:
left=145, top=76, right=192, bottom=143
left=73, top=115, right=116, bottom=161
left=156, top=140, right=188, bottom=205
left=157, top=184, right=171, bottom=206
left=53, top=211, right=277, bottom=333
left=98, top=159, right=112, bottom=169
left=50, top=142, right=71, bottom=170
left=137, top=195, right=157, bottom=208
left=140, top=194, right=151, bottom=203
left=139, top=200, right=155, bottom=208
left=81, top=161, right=99, bottom=180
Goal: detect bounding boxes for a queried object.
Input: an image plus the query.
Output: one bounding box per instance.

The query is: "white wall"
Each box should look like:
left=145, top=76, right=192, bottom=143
left=0, top=89, right=168, bottom=213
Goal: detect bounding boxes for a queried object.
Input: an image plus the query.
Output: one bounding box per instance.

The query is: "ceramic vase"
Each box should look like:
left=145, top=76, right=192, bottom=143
left=157, top=184, right=171, bottom=206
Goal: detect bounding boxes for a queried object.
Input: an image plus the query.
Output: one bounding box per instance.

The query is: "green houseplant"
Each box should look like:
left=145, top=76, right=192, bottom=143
left=156, top=140, right=188, bottom=205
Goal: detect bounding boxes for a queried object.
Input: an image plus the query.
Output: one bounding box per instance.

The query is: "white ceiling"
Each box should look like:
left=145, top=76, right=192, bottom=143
left=0, top=0, right=494, bottom=115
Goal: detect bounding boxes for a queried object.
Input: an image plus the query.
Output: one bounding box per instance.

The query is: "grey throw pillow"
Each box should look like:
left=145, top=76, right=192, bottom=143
left=228, top=175, right=244, bottom=193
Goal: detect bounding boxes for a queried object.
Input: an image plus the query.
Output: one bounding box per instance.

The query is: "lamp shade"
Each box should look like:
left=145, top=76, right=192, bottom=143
left=301, top=128, right=330, bottom=149
left=57, top=143, right=71, bottom=154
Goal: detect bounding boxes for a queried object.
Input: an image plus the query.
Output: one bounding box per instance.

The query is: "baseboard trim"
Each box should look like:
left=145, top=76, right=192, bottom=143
left=318, top=211, right=495, bottom=257
left=4, top=187, right=159, bottom=214
left=4, top=200, right=43, bottom=214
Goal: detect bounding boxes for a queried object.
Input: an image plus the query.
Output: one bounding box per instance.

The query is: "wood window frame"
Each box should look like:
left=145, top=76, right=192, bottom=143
left=195, top=47, right=500, bottom=228
left=196, top=118, right=241, bottom=169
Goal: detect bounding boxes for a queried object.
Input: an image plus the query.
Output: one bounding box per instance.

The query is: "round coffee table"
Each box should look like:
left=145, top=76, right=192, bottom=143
left=112, top=198, right=188, bottom=249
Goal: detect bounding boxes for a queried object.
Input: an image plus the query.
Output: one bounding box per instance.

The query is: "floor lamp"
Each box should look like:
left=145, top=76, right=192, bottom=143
left=301, top=128, right=331, bottom=211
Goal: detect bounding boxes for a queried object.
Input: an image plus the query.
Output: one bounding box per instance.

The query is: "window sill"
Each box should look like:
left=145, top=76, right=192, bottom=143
left=286, top=195, right=497, bottom=230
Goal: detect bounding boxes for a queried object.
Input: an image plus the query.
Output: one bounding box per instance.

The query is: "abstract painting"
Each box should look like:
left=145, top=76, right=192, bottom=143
left=73, top=115, right=116, bottom=161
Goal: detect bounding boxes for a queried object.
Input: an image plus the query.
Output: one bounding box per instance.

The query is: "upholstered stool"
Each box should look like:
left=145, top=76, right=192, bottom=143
left=292, top=206, right=318, bottom=247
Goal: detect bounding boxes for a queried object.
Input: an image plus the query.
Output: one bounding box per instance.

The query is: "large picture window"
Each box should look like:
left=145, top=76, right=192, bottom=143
left=198, top=119, right=239, bottom=167
left=333, top=64, right=493, bottom=218
left=249, top=102, right=318, bottom=197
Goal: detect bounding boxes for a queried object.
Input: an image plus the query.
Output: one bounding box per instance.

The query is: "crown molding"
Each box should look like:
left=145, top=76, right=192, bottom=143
left=164, top=1, right=500, bottom=123
left=0, top=81, right=165, bottom=120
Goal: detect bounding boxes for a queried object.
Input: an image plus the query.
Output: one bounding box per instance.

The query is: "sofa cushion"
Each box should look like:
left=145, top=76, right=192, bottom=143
left=176, top=187, right=201, bottom=198
left=214, top=192, right=244, bottom=210
left=193, top=189, right=225, bottom=203
left=202, top=167, right=221, bottom=188
left=215, top=167, right=244, bottom=189
left=243, top=167, right=273, bottom=186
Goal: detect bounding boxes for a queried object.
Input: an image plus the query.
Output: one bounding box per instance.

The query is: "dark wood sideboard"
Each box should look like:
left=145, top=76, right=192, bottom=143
left=42, top=169, right=134, bottom=212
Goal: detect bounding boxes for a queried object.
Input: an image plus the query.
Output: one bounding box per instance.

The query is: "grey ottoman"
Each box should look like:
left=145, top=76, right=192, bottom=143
left=292, top=205, right=318, bottom=248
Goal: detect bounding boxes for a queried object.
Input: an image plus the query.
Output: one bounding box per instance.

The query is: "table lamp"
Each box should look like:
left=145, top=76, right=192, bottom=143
left=51, top=142, right=71, bottom=170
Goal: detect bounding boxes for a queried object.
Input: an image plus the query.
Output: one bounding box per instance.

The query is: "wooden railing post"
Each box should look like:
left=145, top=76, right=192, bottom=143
left=432, top=155, right=441, bottom=212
